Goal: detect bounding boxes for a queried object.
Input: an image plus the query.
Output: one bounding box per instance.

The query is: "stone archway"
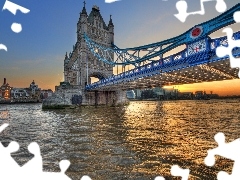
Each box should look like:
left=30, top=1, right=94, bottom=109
left=89, top=72, right=107, bottom=80
left=88, top=71, right=108, bottom=85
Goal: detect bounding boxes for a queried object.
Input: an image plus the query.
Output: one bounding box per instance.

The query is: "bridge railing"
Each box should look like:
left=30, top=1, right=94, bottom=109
left=86, top=31, right=240, bottom=90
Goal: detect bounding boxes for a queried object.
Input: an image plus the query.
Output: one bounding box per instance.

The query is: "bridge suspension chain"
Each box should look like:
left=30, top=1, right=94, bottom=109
left=84, top=3, right=240, bottom=67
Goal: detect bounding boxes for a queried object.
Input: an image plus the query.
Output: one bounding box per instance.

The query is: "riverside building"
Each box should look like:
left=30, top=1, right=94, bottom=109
left=0, top=78, right=11, bottom=100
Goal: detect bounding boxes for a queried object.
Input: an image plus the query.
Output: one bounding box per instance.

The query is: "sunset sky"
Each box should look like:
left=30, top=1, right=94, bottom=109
left=0, top=0, right=240, bottom=95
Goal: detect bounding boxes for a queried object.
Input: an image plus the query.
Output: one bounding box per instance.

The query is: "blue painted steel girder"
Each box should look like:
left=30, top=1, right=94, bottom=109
left=84, top=3, right=240, bottom=66
left=85, top=31, right=240, bottom=91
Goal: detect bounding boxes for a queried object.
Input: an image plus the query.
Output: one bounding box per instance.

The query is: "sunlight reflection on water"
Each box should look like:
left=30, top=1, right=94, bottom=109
left=0, top=99, right=239, bottom=179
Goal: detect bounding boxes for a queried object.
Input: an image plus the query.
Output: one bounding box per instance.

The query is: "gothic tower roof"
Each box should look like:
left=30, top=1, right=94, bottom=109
left=87, top=5, right=108, bottom=30
left=65, top=52, right=68, bottom=60
left=108, top=15, right=114, bottom=27
left=81, top=1, right=87, bottom=15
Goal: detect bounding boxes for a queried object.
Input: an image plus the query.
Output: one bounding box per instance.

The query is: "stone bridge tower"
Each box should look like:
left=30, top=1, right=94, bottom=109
left=64, top=2, right=114, bottom=88
left=44, top=2, right=127, bottom=108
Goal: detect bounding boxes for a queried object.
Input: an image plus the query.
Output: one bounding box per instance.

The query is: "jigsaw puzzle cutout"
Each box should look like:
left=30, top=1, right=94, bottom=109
left=155, top=165, right=190, bottom=180
left=216, top=11, right=240, bottom=78
left=175, top=0, right=227, bottom=22
left=0, top=123, right=9, bottom=132
left=205, top=132, right=240, bottom=179
left=0, top=123, right=92, bottom=179
left=0, top=0, right=30, bottom=51
left=105, top=0, right=120, bottom=3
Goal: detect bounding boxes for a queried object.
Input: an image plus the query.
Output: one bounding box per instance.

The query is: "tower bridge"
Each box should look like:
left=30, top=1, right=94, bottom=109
left=43, top=3, right=240, bottom=108
left=85, top=3, right=240, bottom=92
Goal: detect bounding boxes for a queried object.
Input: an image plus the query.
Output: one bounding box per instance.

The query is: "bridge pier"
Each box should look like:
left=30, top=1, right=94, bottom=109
left=42, top=84, right=129, bottom=109
left=105, top=91, right=109, bottom=105
left=95, top=91, right=98, bottom=106
left=82, top=89, right=129, bottom=106
left=42, top=87, right=83, bottom=109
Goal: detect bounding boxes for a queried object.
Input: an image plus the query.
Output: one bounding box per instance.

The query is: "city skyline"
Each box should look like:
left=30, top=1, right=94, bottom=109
left=1, top=0, right=240, bottom=95
left=0, top=77, right=235, bottom=97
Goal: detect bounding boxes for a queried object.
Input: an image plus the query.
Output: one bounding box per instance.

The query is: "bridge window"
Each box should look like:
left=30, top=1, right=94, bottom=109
left=92, top=28, right=96, bottom=34
left=90, top=77, right=99, bottom=84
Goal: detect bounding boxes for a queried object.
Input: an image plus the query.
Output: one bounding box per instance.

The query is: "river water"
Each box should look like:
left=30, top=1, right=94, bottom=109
left=0, top=99, right=239, bottom=180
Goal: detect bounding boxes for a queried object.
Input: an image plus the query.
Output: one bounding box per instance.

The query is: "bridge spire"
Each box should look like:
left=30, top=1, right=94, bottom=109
left=65, top=52, right=68, bottom=60
left=108, top=14, right=113, bottom=26
left=81, top=1, right=87, bottom=15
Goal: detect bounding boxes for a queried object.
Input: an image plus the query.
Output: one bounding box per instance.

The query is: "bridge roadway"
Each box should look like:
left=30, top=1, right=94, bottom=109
left=85, top=31, right=240, bottom=91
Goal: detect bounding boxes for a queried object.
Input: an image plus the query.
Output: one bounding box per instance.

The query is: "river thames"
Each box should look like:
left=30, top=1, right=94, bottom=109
left=0, top=99, right=239, bottom=179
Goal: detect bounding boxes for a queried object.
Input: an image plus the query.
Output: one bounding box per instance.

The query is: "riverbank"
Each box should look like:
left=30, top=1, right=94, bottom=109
left=0, top=100, right=42, bottom=104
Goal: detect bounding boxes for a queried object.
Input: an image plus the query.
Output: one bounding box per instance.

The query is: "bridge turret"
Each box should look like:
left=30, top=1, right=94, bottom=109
left=64, top=52, right=69, bottom=82
left=81, top=1, right=87, bottom=15
left=63, top=3, right=114, bottom=93
left=108, top=15, right=114, bottom=44
left=64, top=52, right=68, bottom=60
left=77, top=1, right=88, bottom=41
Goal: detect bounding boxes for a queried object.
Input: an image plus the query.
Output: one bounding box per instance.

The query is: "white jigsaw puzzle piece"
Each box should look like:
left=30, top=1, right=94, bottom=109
left=11, top=22, right=22, bottom=33
left=0, top=141, right=21, bottom=179
left=41, top=160, right=71, bottom=180
left=20, top=142, right=43, bottom=179
left=155, top=165, right=190, bottom=180
left=0, top=124, right=73, bottom=179
left=234, top=11, right=240, bottom=23
left=216, top=26, right=240, bottom=77
left=0, top=44, right=7, bottom=51
left=105, top=0, right=120, bottom=3
left=2, top=0, right=30, bottom=15
left=205, top=132, right=240, bottom=180
left=171, top=165, right=190, bottom=180
left=175, top=0, right=227, bottom=22
left=81, top=175, right=92, bottom=180
left=154, top=176, right=165, bottom=180
left=1, top=0, right=30, bottom=44
left=0, top=123, right=9, bottom=132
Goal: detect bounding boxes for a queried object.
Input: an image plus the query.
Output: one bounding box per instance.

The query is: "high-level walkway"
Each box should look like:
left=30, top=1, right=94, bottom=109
left=85, top=3, right=240, bottom=91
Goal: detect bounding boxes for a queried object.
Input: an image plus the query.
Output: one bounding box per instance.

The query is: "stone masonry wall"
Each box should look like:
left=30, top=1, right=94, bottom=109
left=43, top=88, right=129, bottom=109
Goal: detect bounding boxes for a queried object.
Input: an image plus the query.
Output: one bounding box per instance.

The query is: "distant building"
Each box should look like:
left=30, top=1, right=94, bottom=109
left=126, top=90, right=136, bottom=99
left=163, top=88, right=178, bottom=100
left=194, top=90, right=219, bottom=99
left=178, top=92, right=193, bottom=99
left=28, top=80, right=41, bottom=100
left=10, top=80, right=41, bottom=102
left=134, top=89, right=141, bottom=99
left=40, top=89, right=53, bottom=99
left=133, top=87, right=183, bottom=100
left=209, top=93, right=219, bottom=99
left=11, top=88, right=30, bottom=100
left=195, top=90, right=208, bottom=99
left=29, top=80, right=39, bottom=94
left=0, top=78, right=11, bottom=100
left=153, top=87, right=165, bottom=96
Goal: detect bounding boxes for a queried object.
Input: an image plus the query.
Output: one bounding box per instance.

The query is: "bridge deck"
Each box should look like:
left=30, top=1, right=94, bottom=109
left=87, top=59, right=238, bottom=91
left=86, top=32, right=240, bottom=91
